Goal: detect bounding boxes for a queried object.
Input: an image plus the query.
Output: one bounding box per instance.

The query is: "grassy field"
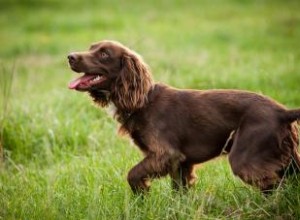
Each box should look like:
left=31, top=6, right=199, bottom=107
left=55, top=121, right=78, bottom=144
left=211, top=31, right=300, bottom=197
left=1, top=0, right=300, bottom=219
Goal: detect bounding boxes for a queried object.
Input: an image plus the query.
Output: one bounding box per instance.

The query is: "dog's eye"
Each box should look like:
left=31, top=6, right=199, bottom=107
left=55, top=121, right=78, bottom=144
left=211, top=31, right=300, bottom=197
left=100, top=52, right=109, bottom=59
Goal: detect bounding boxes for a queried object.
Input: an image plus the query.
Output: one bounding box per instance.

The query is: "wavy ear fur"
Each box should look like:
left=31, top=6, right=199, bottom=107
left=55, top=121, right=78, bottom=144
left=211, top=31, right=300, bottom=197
left=112, top=52, right=153, bottom=111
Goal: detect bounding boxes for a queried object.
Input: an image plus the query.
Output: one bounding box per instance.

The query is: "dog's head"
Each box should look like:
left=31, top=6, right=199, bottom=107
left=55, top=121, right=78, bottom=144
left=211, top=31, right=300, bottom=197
left=68, top=40, right=153, bottom=110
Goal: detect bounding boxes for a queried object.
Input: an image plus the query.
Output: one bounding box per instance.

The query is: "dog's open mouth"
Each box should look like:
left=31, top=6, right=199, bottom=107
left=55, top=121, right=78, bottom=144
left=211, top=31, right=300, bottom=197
left=68, top=73, right=106, bottom=91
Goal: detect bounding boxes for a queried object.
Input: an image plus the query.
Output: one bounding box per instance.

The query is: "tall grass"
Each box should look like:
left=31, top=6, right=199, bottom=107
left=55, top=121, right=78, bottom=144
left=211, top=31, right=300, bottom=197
left=0, top=64, right=14, bottom=165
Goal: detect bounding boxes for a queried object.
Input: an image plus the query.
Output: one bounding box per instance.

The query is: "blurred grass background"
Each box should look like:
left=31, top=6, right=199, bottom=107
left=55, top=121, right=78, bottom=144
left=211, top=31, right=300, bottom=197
left=1, top=0, right=300, bottom=219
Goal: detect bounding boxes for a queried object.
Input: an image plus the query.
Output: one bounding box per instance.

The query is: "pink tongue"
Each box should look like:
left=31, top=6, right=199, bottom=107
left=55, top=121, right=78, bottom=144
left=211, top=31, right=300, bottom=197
left=68, top=74, right=96, bottom=89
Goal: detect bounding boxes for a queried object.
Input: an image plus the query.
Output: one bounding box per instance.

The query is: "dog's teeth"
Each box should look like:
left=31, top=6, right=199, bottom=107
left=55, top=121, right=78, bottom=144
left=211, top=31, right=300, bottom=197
left=91, top=75, right=102, bottom=83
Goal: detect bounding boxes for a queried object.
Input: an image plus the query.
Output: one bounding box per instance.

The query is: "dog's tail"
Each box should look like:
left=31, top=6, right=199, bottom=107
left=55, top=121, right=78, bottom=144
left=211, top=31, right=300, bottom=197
left=281, top=108, right=300, bottom=123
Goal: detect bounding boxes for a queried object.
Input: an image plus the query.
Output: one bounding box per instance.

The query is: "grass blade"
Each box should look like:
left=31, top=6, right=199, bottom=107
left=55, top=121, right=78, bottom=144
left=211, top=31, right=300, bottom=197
left=0, top=63, right=15, bottom=164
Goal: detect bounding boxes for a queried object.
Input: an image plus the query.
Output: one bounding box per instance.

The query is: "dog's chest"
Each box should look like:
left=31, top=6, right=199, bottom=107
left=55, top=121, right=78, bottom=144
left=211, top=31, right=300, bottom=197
left=106, top=102, right=118, bottom=118
left=130, top=130, right=149, bottom=154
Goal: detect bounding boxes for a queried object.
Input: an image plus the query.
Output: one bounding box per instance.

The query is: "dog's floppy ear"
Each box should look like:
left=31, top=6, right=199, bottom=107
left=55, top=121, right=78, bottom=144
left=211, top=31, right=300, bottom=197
left=112, top=52, right=153, bottom=111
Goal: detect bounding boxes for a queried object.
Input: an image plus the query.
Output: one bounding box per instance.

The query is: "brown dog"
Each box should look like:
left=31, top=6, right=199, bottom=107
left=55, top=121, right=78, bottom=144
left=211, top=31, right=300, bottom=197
left=68, top=40, right=300, bottom=193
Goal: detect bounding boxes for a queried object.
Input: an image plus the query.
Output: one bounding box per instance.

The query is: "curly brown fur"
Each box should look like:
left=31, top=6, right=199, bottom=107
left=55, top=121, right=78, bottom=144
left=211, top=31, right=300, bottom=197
left=68, top=40, right=300, bottom=194
left=112, top=53, right=153, bottom=112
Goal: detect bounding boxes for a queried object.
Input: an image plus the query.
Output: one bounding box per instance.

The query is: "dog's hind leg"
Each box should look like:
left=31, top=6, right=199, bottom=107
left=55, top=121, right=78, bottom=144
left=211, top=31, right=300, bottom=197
left=228, top=124, right=291, bottom=192
left=279, top=122, right=300, bottom=177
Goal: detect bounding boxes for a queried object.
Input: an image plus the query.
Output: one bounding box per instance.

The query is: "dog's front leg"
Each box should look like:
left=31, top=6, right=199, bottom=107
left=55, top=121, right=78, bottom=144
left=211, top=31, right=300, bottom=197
left=127, top=152, right=181, bottom=194
left=170, top=163, right=197, bottom=191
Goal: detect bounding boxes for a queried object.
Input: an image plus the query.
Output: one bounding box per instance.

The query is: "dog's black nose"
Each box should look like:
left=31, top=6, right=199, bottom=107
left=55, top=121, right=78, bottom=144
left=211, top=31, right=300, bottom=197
left=68, top=53, right=77, bottom=64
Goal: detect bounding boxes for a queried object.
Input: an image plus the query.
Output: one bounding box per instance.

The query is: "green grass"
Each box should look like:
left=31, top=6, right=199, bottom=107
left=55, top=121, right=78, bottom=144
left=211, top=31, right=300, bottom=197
left=1, top=0, right=300, bottom=219
left=0, top=64, right=15, bottom=163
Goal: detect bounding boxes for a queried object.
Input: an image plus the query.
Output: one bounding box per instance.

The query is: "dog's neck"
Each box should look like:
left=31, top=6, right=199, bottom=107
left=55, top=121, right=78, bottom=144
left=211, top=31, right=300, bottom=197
left=88, top=89, right=143, bottom=124
left=89, top=85, right=157, bottom=128
left=105, top=102, right=132, bottom=124
left=89, top=90, right=111, bottom=108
